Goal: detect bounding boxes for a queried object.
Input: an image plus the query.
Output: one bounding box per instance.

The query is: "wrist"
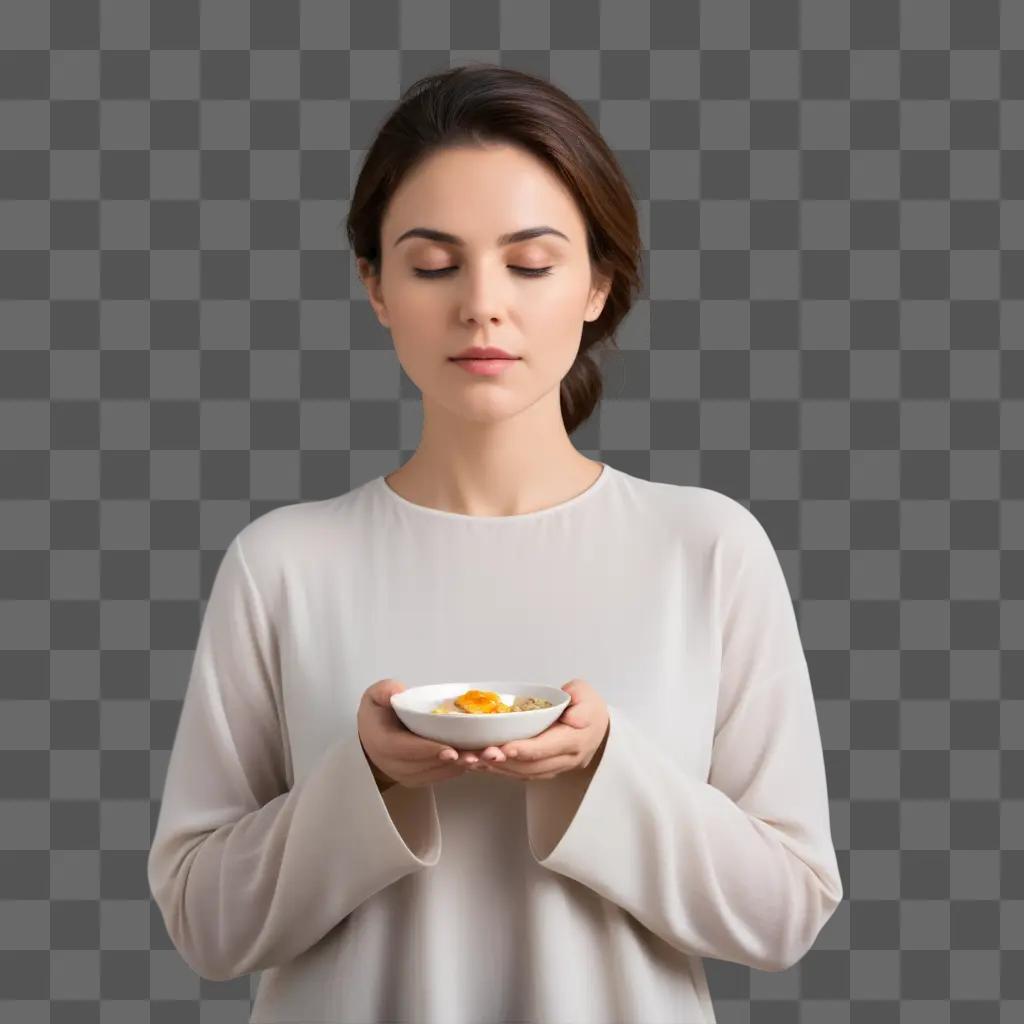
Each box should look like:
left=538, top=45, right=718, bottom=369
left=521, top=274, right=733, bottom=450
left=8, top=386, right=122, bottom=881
left=586, top=719, right=610, bottom=771
left=360, top=735, right=398, bottom=791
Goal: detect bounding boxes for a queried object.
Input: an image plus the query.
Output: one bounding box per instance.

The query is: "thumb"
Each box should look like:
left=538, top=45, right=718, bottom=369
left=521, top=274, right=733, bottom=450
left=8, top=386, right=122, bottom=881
left=371, top=678, right=406, bottom=708
left=560, top=681, right=588, bottom=727
left=562, top=680, right=584, bottom=705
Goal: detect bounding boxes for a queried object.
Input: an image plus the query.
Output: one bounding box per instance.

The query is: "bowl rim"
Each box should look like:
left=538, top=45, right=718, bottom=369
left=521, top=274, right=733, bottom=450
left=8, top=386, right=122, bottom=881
left=391, top=683, right=570, bottom=717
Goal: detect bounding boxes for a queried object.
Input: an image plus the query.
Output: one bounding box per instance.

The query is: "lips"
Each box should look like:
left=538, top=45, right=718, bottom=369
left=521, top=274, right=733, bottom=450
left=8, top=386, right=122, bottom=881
left=451, top=357, right=519, bottom=376
left=450, top=346, right=518, bottom=360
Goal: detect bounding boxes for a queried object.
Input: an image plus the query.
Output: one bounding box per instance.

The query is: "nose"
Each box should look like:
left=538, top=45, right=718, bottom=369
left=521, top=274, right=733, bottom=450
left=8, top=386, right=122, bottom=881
left=458, top=260, right=510, bottom=327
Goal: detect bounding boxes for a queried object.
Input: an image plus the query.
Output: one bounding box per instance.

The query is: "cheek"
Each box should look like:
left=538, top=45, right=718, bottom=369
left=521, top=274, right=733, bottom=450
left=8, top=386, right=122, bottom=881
left=523, top=297, right=589, bottom=362
left=386, top=284, right=442, bottom=324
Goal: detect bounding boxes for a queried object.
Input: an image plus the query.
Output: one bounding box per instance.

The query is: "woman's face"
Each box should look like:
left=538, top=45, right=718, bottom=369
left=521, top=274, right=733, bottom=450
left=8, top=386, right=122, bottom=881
left=358, top=143, right=611, bottom=424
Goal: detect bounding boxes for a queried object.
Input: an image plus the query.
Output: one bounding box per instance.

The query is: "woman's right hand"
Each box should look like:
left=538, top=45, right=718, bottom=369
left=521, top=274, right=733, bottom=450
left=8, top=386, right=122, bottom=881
left=357, top=679, right=468, bottom=790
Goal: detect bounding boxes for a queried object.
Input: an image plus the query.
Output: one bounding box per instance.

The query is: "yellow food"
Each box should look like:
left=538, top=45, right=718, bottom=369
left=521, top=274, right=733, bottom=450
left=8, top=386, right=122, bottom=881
left=430, top=689, right=554, bottom=715
left=455, top=689, right=511, bottom=714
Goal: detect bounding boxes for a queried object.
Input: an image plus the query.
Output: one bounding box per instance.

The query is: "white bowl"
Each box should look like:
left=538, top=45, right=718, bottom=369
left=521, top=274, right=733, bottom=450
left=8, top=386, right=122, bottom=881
left=391, top=683, right=570, bottom=747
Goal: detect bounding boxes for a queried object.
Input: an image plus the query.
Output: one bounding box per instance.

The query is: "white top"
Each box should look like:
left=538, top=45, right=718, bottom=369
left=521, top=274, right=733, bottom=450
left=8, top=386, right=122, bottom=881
left=147, top=463, right=843, bottom=1024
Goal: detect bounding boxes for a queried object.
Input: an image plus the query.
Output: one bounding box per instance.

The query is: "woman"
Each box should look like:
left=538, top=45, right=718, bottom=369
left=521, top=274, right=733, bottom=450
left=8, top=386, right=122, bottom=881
left=148, top=64, right=842, bottom=1024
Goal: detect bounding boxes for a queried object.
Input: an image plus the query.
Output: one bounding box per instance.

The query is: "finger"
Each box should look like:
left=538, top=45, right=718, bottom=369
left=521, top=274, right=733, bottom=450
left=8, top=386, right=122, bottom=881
left=368, top=681, right=406, bottom=708
left=501, top=724, right=577, bottom=763
left=560, top=706, right=590, bottom=729
left=563, top=679, right=590, bottom=705
left=371, top=703, right=441, bottom=758
left=559, top=685, right=592, bottom=728
left=482, top=753, right=579, bottom=779
left=384, top=733, right=457, bottom=765
left=451, top=746, right=504, bottom=766
left=417, top=747, right=469, bottom=772
left=368, top=698, right=411, bottom=735
left=438, top=746, right=500, bottom=764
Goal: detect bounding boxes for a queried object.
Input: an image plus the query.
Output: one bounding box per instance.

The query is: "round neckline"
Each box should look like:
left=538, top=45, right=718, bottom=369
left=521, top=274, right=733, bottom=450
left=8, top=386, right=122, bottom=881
left=377, top=462, right=611, bottom=522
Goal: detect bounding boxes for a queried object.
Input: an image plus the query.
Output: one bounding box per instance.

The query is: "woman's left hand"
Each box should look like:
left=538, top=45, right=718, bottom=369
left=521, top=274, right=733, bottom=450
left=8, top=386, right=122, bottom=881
left=455, top=679, right=609, bottom=781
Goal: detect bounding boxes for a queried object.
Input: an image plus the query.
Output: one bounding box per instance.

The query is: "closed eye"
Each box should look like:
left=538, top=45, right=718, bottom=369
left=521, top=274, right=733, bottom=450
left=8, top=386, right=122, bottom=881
left=413, top=266, right=553, bottom=279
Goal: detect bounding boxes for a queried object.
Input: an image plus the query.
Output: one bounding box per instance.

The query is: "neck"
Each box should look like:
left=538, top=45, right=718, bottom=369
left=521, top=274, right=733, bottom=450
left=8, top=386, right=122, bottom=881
left=385, top=394, right=601, bottom=517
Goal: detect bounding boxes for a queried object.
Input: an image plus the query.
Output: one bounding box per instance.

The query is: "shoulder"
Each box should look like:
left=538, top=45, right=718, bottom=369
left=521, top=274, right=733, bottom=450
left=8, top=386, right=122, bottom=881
left=679, top=484, right=760, bottom=532
left=229, top=484, right=371, bottom=598
left=622, top=472, right=767, bottom=554
left=677, top=488, right=789, bottom=597
left=236, top=496, right=335, bottom=556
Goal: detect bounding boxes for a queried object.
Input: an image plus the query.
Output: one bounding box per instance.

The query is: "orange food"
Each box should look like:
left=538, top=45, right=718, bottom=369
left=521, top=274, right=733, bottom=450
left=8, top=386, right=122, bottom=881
left=452, top=689, right=513, bottom=714
left=429, top=690, right=554, bottom=715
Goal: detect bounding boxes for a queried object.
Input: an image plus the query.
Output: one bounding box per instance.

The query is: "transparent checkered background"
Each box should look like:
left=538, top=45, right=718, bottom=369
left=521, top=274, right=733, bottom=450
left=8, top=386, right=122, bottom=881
left=2, top=1, right=1023, bottom=1022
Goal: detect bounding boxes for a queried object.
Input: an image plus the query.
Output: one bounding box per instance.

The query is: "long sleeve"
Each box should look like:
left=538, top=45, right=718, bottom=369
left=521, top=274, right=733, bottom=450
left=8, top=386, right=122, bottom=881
left=147, top=531, right=442, bottom=982
left=523, top=497, right=843, bottom=973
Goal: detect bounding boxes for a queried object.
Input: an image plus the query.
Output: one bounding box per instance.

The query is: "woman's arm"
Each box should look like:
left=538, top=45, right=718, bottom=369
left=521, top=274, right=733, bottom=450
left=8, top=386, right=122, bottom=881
left=523, top=496, right=843, bottom=972
left=147, top=532, right=441, bottom=981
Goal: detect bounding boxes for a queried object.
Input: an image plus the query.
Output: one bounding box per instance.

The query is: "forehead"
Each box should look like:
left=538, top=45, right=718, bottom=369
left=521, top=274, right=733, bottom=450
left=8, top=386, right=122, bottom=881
left=381, top=144, right=585, bottom=246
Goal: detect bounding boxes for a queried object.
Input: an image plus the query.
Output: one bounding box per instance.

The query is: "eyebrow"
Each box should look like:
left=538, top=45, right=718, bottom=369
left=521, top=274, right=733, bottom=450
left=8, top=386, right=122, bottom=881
left=393, top=225, right=570, bottom=247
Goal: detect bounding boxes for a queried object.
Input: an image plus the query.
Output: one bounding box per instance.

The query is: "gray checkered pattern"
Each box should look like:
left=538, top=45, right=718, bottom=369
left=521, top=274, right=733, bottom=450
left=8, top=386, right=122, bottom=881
left=2, top=1, right=1023, bottom=1022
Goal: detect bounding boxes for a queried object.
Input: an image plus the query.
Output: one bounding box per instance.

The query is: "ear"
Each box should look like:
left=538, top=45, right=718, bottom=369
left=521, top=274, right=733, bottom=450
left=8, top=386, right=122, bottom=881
left=357, top=257, right=390, bottom=328
left=585, top=271, right=612, bottom=323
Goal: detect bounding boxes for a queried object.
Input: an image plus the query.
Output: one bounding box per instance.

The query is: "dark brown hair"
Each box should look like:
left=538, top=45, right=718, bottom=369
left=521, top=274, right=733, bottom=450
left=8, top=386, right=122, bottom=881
left=346, top=62, right=643, bottom=435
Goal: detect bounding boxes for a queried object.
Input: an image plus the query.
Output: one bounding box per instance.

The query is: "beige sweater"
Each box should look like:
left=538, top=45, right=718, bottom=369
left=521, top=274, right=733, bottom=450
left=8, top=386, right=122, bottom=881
left=147, top=464, right=843, bottom=1023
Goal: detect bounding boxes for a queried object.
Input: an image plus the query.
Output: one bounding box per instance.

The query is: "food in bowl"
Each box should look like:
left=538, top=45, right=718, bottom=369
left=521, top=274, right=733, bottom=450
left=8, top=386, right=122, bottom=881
left=430, top=688, right=555, bottom=715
